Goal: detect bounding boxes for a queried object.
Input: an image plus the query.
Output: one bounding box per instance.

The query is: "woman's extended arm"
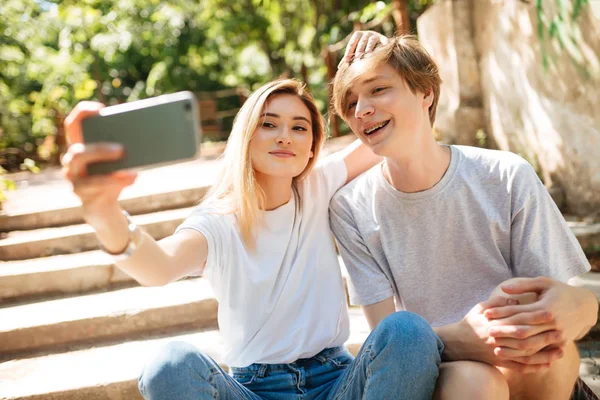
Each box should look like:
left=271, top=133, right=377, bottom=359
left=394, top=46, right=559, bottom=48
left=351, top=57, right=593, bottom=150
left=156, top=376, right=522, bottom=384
left=63, top=102, right=208, bottom=286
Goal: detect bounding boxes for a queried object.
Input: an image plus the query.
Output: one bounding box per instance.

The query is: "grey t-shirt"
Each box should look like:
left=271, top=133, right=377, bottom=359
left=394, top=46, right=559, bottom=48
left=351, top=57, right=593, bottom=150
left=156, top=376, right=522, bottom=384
left=330, top=145, right=590, bottom=327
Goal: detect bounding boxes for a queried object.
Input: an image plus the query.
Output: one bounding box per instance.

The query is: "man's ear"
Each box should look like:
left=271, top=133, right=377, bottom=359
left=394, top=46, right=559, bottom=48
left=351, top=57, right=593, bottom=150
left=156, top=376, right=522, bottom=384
left=423, top=89, right=434, bottom=109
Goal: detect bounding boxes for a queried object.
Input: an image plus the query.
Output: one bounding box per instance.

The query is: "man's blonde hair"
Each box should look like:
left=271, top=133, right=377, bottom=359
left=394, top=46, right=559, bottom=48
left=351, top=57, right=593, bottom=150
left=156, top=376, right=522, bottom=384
left=201, top=79, right=326, bottom=249
left=332, top=35, right=442, bottom=125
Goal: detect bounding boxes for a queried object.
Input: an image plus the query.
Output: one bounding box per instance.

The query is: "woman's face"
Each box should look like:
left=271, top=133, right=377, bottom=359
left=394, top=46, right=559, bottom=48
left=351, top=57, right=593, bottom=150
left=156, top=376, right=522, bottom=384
left=249, top=94, right=314, bottom=181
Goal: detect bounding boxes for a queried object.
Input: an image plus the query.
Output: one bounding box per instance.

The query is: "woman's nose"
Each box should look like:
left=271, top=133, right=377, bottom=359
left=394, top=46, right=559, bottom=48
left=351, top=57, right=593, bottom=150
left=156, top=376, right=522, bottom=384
left=276, top=127, right=292, bottom=144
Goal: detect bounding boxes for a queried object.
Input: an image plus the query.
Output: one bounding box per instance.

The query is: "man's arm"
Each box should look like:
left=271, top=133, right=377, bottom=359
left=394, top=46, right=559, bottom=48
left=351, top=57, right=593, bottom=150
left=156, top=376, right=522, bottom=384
left=362, top=297, right=395, bottom=329
left=330, top=190, right=395, bottom=315
left=477, top=161, right=596, bottom=365
left=337, top=139, right=382, bottom=184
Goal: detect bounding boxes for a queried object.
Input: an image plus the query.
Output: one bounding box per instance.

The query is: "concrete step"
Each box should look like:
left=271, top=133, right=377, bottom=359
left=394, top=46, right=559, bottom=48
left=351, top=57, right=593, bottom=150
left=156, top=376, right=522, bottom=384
left=0, top=157, right=222, bottom=233
left=0, top=186, right=209, bottom=233
left=0, top=207, right=194, bottom=261
left=2, top=209, right=597, bottom=263
left=0, top=252, right=345, bottom=305
left=0, top=308, right=371, bottom=400
left=0, top=278, right=217, bottom=358
left=0, top=250, right=132, bottom=302
left=569, top=221, right=600, bottom=256
left=577, top=340, right=600, bottom=396
left=0, top=136, right=355, bottom=233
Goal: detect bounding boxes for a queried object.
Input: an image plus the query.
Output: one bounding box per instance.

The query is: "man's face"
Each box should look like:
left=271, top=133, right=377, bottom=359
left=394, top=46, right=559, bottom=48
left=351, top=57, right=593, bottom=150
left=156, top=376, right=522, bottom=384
left=343, top=62, right=432, bottom=157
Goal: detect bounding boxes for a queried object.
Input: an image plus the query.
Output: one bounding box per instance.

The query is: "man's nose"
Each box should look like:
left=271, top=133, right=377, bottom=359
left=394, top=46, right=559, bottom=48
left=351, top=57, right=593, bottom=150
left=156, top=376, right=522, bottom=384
left=355, top=98, right=374, bottom=119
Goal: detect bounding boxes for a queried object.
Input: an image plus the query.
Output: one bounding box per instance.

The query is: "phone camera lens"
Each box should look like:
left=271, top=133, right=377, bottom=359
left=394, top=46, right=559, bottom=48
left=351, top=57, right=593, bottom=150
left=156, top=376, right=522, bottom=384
left=184, top=102, right=192, bottom=112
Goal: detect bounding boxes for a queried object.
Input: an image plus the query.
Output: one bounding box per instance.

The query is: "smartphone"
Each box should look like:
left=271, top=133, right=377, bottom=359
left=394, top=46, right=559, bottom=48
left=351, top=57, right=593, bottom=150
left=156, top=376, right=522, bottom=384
left=82, top=91, right=201, bottom=175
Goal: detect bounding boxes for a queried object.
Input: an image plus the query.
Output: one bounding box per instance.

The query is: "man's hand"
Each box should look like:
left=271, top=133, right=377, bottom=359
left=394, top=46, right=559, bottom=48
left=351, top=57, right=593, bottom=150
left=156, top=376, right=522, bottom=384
left=442, top=296, right=562, bottom=373
left=340, top=30, right=390, bottom=66
left=484, top=277, right=598, bottom=361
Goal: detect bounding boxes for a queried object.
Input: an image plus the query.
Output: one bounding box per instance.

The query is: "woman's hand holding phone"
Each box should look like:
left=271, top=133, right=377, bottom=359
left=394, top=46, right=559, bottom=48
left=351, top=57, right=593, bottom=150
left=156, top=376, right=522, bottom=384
left=62, top=101, right=137, bottom=237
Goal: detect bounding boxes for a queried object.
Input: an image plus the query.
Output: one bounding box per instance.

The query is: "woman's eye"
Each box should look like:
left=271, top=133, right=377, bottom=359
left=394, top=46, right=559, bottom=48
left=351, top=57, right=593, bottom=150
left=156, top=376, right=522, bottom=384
left=347, top=101, right=357, bottom=110
left=262, top=122, right=275, bottom=128
left=373, top=87, right=387, bottom=94
left=293, top=126, right=308, bottom=131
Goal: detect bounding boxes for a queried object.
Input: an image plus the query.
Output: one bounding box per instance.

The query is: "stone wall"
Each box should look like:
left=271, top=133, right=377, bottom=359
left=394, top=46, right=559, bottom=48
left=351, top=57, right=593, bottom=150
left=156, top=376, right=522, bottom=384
left=418, top=0, right=600, bottom=216
left=417, top=0, right=485, bottom=147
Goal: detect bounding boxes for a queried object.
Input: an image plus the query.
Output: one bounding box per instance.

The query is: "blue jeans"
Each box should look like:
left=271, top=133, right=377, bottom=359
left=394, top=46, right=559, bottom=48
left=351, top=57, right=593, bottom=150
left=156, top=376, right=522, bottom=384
left=139, top=312, right=443, bottom=400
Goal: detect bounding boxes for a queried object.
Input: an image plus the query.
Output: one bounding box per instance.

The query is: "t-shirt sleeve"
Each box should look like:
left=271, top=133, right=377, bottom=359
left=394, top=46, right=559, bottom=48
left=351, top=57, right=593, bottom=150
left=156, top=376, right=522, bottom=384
left=310, top=154, right=348, bottom=201
left=329, top=191, right=395, bottom=306
left=510, top=162, right=591, bottom=281
left=174, top=208, right=225, bottom=277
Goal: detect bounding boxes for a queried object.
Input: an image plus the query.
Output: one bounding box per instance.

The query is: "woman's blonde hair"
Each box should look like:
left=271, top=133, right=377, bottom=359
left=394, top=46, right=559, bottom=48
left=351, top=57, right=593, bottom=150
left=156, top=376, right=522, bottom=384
left=201, top=79, right=326, bottom=249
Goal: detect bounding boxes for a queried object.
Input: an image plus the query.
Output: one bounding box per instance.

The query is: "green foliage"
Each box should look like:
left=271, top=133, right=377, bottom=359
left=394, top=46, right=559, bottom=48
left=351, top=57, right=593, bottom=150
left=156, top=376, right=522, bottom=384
left=0, top=0, right=438, bottom=170
left=536, top=0, right=597, bottom=78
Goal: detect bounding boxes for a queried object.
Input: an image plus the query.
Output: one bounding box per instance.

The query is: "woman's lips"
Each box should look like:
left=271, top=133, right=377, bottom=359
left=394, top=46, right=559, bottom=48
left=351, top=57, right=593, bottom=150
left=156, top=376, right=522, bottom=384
left=269, top=150, right=296, bottom=158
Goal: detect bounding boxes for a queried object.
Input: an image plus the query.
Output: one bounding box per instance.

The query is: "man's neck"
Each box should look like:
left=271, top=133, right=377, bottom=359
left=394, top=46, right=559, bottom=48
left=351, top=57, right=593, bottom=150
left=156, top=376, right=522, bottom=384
left=383, top=138, right=451, bottom=194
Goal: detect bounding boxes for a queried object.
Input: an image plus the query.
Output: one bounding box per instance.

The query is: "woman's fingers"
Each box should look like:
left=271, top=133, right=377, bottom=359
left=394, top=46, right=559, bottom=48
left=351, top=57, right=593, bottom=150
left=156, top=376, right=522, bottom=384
left=72, top=171, right=137, bottom=199
left=364, top=35, right=382, bottom=54
left=62, top=143, right=124, bottom=180
left=342, top=31, right=362, bottom=64
left=64, top=101, right=104, bottom=144
left=354, top=34, right=371, bottom=59
left=341, top=31, right=389, bottom=65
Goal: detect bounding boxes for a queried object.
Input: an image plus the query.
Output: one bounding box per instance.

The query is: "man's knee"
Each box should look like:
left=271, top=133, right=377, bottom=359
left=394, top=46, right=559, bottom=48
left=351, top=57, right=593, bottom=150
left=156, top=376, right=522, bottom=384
left=138, top=341, right=212, bottom=397
left=501, top=341, right=580, bottom=399
left=435, top=361, right=508, bottom=400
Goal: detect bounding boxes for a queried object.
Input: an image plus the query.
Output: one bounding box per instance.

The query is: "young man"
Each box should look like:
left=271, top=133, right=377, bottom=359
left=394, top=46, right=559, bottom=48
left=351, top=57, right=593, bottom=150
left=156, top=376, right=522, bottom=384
left=330, top=32, right=598, bottom=400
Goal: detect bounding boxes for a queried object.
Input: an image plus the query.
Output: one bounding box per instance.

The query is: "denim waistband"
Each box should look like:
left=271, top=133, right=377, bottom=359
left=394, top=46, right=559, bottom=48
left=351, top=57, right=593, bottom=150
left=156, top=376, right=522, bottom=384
left=230, top=346, right=347, bottom=377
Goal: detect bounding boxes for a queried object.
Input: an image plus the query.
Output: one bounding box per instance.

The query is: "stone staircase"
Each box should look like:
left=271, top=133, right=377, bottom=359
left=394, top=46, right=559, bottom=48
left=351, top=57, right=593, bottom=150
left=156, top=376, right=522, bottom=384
left=1, top=139, right=600, bottom=399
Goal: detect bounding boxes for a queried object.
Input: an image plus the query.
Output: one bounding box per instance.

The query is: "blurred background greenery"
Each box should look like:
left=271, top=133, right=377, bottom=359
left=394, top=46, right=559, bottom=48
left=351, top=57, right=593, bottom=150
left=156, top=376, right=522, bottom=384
left=0, top=0, right=440, bottom=172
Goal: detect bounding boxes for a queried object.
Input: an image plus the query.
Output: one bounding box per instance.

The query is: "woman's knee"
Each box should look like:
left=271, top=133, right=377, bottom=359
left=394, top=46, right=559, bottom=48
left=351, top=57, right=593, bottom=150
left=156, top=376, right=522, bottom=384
left=138, top=341, right=212, bottom=397
left=378, top=312, right=439, bottom=345
left=435, top=361, right=509, bottom=400
left=375, top=311, right=443, bottom=360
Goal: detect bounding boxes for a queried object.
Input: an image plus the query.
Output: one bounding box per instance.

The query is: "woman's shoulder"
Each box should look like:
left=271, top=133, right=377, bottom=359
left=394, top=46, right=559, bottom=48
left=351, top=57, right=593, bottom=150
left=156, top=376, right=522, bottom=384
left=180, top=204, right=237, bottom=232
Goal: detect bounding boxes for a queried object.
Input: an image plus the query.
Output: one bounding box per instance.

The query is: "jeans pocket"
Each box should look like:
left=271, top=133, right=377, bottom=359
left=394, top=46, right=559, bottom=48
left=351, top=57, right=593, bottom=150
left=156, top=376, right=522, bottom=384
left=328, top=350, right=353, bottom=368
left=232, top=372, right=256, bottom=385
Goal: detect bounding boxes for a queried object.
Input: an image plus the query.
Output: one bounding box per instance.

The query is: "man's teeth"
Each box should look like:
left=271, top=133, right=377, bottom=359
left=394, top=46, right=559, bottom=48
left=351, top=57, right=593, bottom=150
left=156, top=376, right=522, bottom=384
left=365, top=121, right=388, bottom=134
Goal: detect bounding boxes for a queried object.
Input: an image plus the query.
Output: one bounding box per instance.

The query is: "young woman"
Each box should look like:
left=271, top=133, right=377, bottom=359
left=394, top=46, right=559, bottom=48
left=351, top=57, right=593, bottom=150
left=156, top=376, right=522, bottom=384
left=62, top=78, right=443, bottom=399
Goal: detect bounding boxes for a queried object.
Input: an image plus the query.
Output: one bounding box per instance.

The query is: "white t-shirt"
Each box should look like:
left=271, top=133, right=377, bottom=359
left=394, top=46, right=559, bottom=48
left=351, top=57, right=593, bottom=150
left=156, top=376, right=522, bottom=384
left=176, top=156, right=349, bottom=367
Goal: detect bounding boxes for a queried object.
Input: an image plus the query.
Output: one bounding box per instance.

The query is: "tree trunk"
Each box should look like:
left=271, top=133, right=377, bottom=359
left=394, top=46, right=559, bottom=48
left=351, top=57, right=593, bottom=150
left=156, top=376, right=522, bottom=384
left=391, top=0, right=411, bottom=34
left=323, top=48, right=339, bottom=138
